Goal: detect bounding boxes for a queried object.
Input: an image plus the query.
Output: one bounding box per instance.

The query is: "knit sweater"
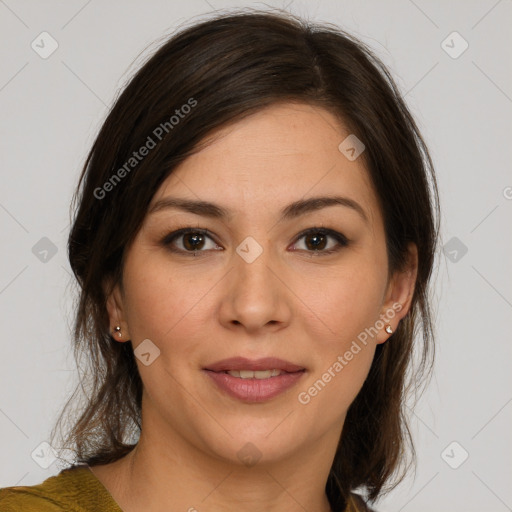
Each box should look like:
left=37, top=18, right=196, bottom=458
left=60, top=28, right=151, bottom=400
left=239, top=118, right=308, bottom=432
left=0, top=464, right=373, bottom=511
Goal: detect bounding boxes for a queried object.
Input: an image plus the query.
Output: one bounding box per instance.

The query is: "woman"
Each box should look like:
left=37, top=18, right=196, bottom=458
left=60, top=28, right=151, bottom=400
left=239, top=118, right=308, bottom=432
left=0, top=8, right=439, bottom=512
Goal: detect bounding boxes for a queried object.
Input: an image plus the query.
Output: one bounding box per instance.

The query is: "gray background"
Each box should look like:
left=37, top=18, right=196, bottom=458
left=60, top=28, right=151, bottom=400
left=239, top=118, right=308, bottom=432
left=1, top=1, right=511, bottom=511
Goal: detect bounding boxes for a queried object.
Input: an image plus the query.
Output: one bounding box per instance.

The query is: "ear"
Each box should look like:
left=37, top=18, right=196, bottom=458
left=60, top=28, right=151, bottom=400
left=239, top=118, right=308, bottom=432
left=104, top=278, right=131, bottom=342
left=375, top=242, right=418, bottom=344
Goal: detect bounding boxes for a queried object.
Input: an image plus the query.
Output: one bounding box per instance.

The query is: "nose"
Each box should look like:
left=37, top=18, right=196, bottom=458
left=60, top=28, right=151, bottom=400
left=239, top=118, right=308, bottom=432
left=218, top=239, right=292, bottom=334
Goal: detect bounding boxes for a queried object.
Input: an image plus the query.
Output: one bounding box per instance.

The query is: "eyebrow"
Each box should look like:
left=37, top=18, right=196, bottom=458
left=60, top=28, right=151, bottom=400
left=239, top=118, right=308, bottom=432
left=148, top=195, right=369, bottom=224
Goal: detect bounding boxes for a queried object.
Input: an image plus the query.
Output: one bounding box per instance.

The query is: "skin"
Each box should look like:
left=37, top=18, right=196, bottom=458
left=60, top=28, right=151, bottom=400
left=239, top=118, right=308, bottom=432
left=91, top=102, right=418, bottom=512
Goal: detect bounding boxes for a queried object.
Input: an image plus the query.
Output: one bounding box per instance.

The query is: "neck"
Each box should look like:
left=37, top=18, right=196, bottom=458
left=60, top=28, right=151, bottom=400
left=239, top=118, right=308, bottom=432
left=94, top=412, right=341, bottom=512
left=123, top=437, right=334, bottom=512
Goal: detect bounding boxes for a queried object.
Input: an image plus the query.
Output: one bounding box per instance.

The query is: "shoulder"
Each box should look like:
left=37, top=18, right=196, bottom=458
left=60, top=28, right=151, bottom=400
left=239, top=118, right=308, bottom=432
left=0, top=464, right=121, bottom=512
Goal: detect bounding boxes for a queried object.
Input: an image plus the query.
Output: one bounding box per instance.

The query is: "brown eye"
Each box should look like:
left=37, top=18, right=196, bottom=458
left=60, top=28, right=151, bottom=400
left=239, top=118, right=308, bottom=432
left=162, top=228, right=222, bottom=255
left=292, top=228, right=349, bottom=255
left=182, top=232, right=206, bottom=251
left=161, top=226, right=348, bottom=257
left=304, top=232, right=328, bottom=250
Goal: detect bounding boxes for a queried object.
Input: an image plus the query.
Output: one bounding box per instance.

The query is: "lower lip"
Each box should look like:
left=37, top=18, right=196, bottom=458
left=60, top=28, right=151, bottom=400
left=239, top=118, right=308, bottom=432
left=203, top=370, right=305, bottom=403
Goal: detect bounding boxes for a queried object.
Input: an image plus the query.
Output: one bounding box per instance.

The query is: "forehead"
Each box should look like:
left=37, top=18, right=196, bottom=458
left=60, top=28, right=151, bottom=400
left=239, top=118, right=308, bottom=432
left=150, top=102, right=378, bottom=226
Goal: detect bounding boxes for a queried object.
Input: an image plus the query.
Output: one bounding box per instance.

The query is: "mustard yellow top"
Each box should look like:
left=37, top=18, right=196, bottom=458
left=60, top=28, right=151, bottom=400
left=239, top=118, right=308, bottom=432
left=0, top=465, right=122, bottom=511
left=0, top=464, right=370, bottom=511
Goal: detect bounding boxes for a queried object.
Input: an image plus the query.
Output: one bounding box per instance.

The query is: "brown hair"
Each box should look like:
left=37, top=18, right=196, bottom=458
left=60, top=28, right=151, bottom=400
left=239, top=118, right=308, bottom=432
left=51, top=7, right=439, bottom=508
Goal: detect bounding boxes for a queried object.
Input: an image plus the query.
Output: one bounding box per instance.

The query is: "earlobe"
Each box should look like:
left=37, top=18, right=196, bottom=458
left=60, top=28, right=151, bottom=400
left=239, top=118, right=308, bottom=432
left=104, top=280, right=130, bottom=342
left=377, top=242, right=418, bottom=344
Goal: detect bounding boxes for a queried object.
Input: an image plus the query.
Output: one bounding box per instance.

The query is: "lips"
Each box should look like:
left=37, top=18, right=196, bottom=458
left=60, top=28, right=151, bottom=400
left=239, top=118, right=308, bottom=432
left=203, top=356, right=306, bottom=402
left=203, top=356, right=305, bottom=373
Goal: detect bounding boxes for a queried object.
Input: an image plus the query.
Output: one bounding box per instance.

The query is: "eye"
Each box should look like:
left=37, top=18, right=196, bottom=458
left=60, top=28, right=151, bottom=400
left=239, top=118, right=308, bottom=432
left=291, top=227, right=349, bottom=256
left=161, top=227, right=222, bottom=256
left=161, top=226, right=349, bottom=257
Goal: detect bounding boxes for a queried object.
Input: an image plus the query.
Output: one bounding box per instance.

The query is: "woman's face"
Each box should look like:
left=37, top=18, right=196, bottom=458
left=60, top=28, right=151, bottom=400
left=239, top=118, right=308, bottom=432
left=107, top=102, right=416, bottom=466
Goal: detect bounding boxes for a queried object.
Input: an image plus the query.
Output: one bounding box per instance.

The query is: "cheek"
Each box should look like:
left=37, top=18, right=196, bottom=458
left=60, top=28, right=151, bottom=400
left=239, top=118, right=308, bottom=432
left=295, top=256, right=386, bottom=408
left=296, top=290, right=380, bottom=422
left=122, top=253, right=190, bottom=339
left=306, top=255, right=387, bottom=345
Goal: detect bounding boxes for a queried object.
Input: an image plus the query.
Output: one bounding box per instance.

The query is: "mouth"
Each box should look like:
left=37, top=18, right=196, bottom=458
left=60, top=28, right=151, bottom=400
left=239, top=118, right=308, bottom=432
left=214, top=369, right=295, bottom=379
left=203, top=356, right=306, bottom=374
left=203, top=356, right=306, bottom=402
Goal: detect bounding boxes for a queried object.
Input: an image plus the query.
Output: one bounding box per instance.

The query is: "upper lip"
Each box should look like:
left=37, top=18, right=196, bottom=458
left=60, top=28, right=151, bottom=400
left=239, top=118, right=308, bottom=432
left=203, top=357, right=305, bottom=373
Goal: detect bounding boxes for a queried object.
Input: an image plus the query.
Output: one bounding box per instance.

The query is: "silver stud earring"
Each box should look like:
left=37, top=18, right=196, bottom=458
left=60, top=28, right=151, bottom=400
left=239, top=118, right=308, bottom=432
left=385, top=325, right=393, bottom=334
left=113, top=326, right=122, bottom=338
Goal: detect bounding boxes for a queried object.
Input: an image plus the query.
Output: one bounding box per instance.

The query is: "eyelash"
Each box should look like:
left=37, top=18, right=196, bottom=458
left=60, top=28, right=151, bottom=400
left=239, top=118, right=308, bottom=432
left=160, top=226, right=349, bottom=257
